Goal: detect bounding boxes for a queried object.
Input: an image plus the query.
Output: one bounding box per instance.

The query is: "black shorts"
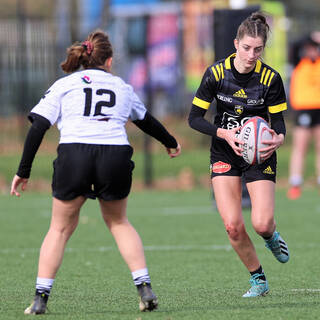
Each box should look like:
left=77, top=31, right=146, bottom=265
left=210, top=139, right=277, bottom=183
left=52, top=143, right=135, bottom=201
left=294, top=109, right=320, bottom=128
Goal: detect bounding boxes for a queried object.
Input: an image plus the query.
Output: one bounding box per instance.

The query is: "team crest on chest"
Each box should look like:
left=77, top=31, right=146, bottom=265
left=234, top=105, right=243, bottom=115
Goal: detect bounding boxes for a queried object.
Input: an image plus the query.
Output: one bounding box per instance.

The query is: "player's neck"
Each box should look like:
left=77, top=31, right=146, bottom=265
left=233, top=56, right=255, bottom=74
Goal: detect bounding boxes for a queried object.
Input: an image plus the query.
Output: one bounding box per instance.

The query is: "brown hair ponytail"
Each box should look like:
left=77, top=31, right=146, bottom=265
left=236, top=12, right=270, bottom=46
left=61, top=29, right=113, bottom=73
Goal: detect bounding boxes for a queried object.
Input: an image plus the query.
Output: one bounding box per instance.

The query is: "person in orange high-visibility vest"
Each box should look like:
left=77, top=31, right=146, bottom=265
left=287, top=36, right=320, bottom=199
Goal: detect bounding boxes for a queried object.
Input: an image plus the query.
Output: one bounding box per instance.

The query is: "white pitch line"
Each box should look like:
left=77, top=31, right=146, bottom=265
left=1, top=242, right=320, bottom=255
left=0, top=244, right=232, bottom=255
left=291, top=289, right=320, bottom=292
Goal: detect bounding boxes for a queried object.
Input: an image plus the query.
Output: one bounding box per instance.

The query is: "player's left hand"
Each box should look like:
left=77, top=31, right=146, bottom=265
left=166, top=143, right=181, bottom=158
left=10, top=175, right=29, bottom=197
left=259, top=129, right=284, bottom=161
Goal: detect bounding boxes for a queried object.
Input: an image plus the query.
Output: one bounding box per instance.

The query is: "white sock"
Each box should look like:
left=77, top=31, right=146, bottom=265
left=132, top=268, right=150, bottom=285
left=289, top=175, right=303, bottom=187
left=36, top=277, right=54, bottom=295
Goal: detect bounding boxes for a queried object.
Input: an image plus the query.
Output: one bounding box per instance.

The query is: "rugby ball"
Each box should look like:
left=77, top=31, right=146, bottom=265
left=239, top=116, right=272, bottom=165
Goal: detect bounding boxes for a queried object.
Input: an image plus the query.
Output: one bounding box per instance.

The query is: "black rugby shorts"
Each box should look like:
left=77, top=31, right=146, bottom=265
left=52, top=143, right=134, bottom=201
left=210, top=140, right=277, bottom=183
left=294, top=109, right=320, bottom=128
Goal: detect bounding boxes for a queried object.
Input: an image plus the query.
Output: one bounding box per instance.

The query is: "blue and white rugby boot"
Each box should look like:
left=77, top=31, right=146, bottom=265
left=242, top=274, right=269, bottom=297
left=265, top=231, right=289, bottom=263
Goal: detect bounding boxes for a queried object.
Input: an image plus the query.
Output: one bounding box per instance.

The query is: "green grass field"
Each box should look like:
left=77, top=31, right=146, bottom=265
left=0, top=189, right=319, bottom=319
left=0, top=143, right=319, bottom=187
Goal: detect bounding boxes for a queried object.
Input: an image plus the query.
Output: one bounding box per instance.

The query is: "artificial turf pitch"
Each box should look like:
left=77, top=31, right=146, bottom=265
left=0, top=189, right=319, bottom=319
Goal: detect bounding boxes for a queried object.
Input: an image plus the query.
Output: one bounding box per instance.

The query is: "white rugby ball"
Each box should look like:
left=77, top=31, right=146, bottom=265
left=239, top=116, right=272, bottom=165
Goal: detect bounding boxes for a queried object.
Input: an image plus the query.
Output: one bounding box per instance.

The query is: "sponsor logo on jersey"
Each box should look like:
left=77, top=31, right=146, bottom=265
left=234, top=105, right=243, bottom=115
left=221, top=112, right=251, bottom=130
left=263, top=166, right=275, bottom=175
left=233, top=89, right=247, bottom=98
left=82, top=75, right=92, bottom=84
left=211, top=161, right=231, bottom=174
left=217, top=94, right=233, bottom=103
left=247, top=98, right=264, bottom=105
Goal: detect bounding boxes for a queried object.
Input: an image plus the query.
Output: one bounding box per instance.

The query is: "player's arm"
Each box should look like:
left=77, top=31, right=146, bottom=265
left=260, top=73, right=287, bottom=160
left=11, top=113, right=51, bottom=196
left=270, top=112, right=286, bottom=139
left=267, top=73, right=287, bottom=138
left=188, top=68, right=218, bottom=136
left=132, top=112, right=181, bottom=158
left=188, top=105, right=218, bottom=136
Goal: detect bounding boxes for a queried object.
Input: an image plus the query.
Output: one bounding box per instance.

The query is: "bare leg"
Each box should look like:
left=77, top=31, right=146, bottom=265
left=247, top=180, right=276, bottom=237
left=248, top=180, right=289, bottom=264
left=212, top=176, right=260, bottom=272
left=313, top=125, right=320, bottom=183
left=288, top=126, right=312, bottom=185
left=99, top=197, right=146, bottom=272
left=38, top=196, right=86, bottom=278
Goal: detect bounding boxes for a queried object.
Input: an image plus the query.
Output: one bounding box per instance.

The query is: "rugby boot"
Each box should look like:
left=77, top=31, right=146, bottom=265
left=137, top=282, right=158, bottom=312
left=24, top=291, right=49, bottom=315
left=242, top=274, right=269, bottom=297
left=265, top=231, right=290, bottom=263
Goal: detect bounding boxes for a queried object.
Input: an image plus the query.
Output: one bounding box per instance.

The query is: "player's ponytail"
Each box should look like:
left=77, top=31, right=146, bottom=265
left=236, top=11, right=270, bottom=46
left=61, top=29, right=113, bottom=73
left=60, top=44, right=85, bottom=73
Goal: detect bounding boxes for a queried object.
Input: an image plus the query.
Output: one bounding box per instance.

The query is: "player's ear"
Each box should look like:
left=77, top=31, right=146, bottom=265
left=234, top=38, right=239, bottom=51
left=105, top=57, right=113, bottom=72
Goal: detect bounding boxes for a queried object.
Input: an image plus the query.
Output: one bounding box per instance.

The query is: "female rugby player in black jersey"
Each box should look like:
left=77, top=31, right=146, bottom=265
left=189, top=12, right=289, bottom=297
left=11, top=30, right=181, bottom=314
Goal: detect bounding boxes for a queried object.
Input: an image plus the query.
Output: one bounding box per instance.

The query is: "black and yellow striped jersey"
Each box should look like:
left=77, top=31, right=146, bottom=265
left=192, top=53, right=287, bottom=130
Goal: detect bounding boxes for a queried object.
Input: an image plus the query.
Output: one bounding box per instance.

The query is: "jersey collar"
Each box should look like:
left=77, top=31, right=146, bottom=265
left=225, top=53, right=262, bottom=73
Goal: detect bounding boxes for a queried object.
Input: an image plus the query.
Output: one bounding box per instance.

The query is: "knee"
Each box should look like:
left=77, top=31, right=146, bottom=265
left=252, top=220, right=274, bottom=236
left=104, top=215, right=128, bottom=229
left=225, top=223, right=246, bottom=241
left=52, top=215, right=79, bottom=233
left=49, top=223, right=77, bottom=240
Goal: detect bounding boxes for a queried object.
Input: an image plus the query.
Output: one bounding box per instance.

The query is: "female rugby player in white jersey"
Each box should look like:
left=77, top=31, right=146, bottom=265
left=189, top=12, right=289, bottom=297
left=11, top=29, right=181, bottom=315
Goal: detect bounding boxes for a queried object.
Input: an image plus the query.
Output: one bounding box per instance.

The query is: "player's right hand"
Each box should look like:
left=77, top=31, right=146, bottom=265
left=166, top=143, right=181, bottom=158
left=217, top=127, right=244, bottom=156
left=10, top=175, right=28, bottom=197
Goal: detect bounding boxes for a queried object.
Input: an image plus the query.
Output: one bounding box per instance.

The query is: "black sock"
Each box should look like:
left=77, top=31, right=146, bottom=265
left=250, top=266, right=266, bottom=281
left=263, top=232, right=274, bottom=241
left=35, top=289, right=50, bottom=298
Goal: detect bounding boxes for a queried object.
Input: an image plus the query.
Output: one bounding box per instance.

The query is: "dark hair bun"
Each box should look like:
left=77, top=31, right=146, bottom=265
left=250, top=12, right=267, bottom=25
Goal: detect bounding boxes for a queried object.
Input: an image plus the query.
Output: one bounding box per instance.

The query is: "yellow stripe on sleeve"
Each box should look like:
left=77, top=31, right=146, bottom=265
left=220, top=63, right=224, bottom=79
left=263, top=69, right=271, bottom=85
left=268, top=102, right=287, bottom=113
left=267, top=72, right=275, bottom=87
left=215, top=65, right=221, bottom=78
left=225, top=53, right=236, bottom=69
left=211, top=66, right=219, bottom=81
left=254, top=60, right=262, bottom=73
left=260, top=67, right=266, bottom=83
left=192, top=97, right=211, bottom=110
